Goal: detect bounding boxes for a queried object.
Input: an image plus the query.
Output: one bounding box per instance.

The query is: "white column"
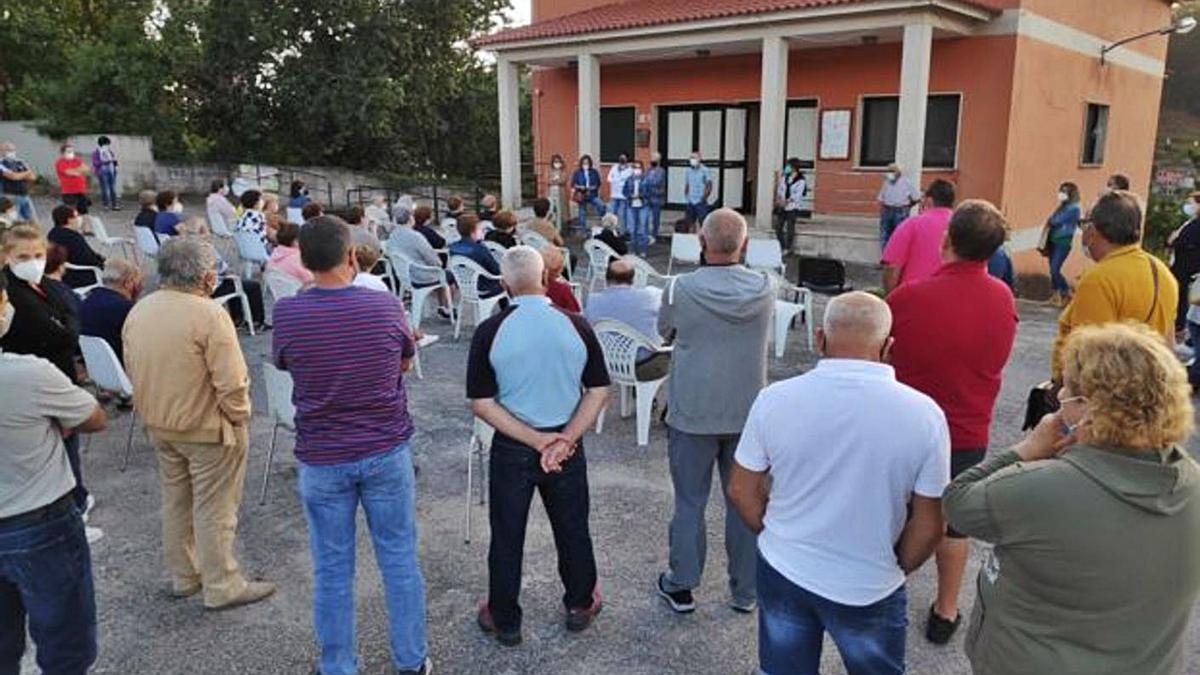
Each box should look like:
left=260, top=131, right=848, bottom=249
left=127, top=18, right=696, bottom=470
left=577, top=53, right=601, bottom=162
left=755, top=35, right=789, bottom=231
left=497, top=55, right=522, bottom=210
left=895, top=22, right=933, bottom=189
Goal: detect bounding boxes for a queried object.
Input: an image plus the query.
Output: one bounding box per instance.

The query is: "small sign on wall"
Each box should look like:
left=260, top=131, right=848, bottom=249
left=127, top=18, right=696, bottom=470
left=636, top=128, right=651, bottom=148
left=819, top=109, right=852, bottom=161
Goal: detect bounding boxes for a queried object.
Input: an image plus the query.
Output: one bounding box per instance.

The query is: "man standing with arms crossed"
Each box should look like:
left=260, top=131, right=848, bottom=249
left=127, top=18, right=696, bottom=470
left=468, top=246, right=610, bottom=647
left=887, top=200, right=1018, bottom=644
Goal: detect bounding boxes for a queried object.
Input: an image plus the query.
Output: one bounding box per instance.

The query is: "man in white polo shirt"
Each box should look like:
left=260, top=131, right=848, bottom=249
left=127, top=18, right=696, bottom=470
left=728, top=291, right=949, bottom=675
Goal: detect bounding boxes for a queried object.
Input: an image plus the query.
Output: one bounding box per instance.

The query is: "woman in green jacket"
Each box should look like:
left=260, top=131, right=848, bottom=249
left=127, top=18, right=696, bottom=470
left=945, top=322, right=1200, bottom=675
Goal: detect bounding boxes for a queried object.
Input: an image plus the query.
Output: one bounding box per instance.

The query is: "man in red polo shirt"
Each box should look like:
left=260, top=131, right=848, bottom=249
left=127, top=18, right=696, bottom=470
left=886, top=199, right=1017, bottom=646
left=881, top=179, right=956, bottom=293
left=54, top=143, right=91, bottom=215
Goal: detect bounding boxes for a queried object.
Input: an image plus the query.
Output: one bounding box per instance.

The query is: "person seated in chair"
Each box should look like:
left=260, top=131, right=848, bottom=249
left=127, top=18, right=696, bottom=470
left=542, top=246, right=579, bottom=313
left=486, top=210, right=519, bottom=249
left=449, top=214, right=504, bottom=299
left=178, top=217, right=268, bottom=330
left=593, top=213, right=628, bottom=258
left=80, top=258, right=142, bottom=366
left=585, top=258, right=670, bottom=381
left=47, top=204, right=106, bottom=289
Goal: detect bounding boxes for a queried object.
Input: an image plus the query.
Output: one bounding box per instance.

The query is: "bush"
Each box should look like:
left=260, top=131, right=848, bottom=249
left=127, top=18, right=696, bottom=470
left=1145, top=193, right=1187, bottom=257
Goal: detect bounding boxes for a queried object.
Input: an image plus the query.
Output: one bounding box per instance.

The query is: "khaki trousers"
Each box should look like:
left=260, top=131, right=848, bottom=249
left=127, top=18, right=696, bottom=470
left=150, top=425, right=249, bottom=607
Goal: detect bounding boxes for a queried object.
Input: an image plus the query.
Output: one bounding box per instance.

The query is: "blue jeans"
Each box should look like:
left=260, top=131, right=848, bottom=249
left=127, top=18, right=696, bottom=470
left=0, top=497, right=97, bottom=675
left=686, top=201, right=708, bottom=227
left=611, top=198, right=629, bottom=234
left=1048, top=240, right=1071, bottom=295
left=298, top=444, right=427, bottom=675
left=97, top=169, right=117, bottom=208
left=4, top=195, right=33, bottom=221
left=629, top=206, right=649, bottom=255
left=879, top=206, right=909, bottom=247
left=649, top=202, right=664, bottom=237
left=577, top=195, right=606, bottom=231
left=757, top=553, right=907, bottom=675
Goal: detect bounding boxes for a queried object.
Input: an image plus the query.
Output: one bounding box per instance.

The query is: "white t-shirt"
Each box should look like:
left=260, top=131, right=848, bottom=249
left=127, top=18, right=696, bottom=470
left=352, top=272, right=390, bottom=293
left=735, top=359, right=950, bottom=606
left=608, top=164, right=633, bottom=201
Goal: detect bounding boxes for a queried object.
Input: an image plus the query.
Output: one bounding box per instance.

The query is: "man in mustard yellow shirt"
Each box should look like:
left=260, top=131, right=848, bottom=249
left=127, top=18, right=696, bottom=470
left=1052, top=191, right=1176, bottom=380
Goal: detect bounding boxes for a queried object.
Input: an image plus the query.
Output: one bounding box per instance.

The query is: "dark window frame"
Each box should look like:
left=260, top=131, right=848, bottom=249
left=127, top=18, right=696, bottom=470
left=1081, top=102, right=1109, bottom=166
left=857, top=93, right=962, bottom=170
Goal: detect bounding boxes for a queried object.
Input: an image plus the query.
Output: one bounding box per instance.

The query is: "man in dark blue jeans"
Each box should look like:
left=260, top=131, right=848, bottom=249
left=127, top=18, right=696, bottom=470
left=467, top=245, right=610, bottom=647
left=0, top=270, right=108, bottom=675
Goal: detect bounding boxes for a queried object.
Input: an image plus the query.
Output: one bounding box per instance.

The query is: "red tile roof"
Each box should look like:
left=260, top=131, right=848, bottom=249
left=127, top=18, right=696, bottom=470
left=473, top=0, right=1006, bottom=48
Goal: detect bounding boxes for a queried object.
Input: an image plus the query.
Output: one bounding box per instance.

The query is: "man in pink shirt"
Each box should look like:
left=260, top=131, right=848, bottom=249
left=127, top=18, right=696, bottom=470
left=881, top=179, right=956, bottom=293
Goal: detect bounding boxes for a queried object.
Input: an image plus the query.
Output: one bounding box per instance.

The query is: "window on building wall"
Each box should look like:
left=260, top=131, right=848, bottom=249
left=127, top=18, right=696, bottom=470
left=600, top=107, right=635, bottom=163
left=858, top=94, right=961, bottom=169
left=1081, top=103, right=1109, bottom=166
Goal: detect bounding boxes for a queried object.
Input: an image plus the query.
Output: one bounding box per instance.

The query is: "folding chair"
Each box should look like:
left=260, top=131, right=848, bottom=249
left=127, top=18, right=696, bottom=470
left=448, top=256, right=506, bottom=340
left=592, top=320, right=671, bottom=447
left=259, top=363, right=296, bottom=504
left=667, top=233, right=702, bottom=275
left=78, top=337, right=139, bottom=471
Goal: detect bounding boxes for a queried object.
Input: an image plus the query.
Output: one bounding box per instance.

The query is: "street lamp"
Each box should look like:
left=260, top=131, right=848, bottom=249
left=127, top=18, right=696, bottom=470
left=1100, top=15, right=1197, bottom=65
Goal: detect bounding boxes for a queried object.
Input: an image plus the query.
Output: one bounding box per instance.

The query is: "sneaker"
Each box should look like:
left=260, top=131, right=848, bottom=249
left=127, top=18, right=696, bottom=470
left=396, top=657, right=433, bottom=675
left=729, top=598, right=757, bottom=614
left=85, top=526, right=104, bottom=544
left=566, top=588, right=603, bottom=633
left=925, top=604, right=961, bottom=645
left=83, top=494, right=96, bottom=522
left=656, top=573, right=695, bottom=614
left=206, top=581, right=276, bottom=611
left=476, top=602, right=522, bottom=646
left=437, top=307, right=453, bottom=321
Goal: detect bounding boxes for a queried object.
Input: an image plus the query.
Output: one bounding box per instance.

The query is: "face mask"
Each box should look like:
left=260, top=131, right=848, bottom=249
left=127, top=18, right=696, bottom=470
left=689, top=158, right=700, bottom=168
left=3, top=210, right=15, bottom=221
left=552, top=162, right=562, bottom=169
left=11, top=258, right=46, bottom=286
left=783, top=165, right=792, bottom=176
left=582, top=163, right=591, bottom=170
left=1057, top=191, right=1069, bottom=203
left=618, top=159, right=627, bottom=167
left=633, top=169, right=643, bottom=177
left=64, top=150, right=75, bottom=160
left=885, top=172, right=896, bottom=182
left=1185, top=203, right=1198, bottom=218
left=171, top=202, right=183, bottom=214
left=0, top=302, right=13, bottom=338
left=219, top=186, right=229, bottom=195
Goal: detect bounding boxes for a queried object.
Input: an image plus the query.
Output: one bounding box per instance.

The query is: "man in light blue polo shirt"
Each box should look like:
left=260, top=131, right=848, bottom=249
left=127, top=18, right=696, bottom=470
left=467, top=246, right=611, bottom=647
left=685, top=151, right=713, bottom=227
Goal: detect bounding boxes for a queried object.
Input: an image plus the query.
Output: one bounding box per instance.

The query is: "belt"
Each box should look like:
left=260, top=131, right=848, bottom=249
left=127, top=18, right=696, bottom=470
left=0, top=493, right=74, bottom=529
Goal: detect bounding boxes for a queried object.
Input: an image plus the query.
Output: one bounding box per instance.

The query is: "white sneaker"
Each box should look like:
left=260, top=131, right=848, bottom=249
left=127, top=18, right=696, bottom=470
left=85, top=526, right=104, bottom=544
left=83, top=494, right=96, bottom=522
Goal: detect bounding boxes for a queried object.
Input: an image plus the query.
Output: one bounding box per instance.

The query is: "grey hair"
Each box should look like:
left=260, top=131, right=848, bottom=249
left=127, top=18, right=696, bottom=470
left=500, top=245, right=545, bottom=289
left=101, top=258, right=140, bottom=286
left=823, top=291, right=892, bottom=345
left=391, top=203, right=413, bottom=226
left=157, top=237, right=216, bottom=290
left=700, top=208, right=747, bottom=256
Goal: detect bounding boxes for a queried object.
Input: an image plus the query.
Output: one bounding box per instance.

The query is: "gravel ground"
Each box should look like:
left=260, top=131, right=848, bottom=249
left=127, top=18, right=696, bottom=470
left=17, top=196, right=1200, bottom=674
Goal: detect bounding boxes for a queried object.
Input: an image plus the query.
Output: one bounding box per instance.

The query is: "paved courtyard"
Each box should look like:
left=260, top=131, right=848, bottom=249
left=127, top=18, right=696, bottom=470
left=19, top=198, right=1200, bottom=674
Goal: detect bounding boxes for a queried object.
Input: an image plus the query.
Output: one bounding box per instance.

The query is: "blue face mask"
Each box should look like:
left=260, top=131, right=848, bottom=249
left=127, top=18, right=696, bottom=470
left=783, top=165, right=792, bottom=176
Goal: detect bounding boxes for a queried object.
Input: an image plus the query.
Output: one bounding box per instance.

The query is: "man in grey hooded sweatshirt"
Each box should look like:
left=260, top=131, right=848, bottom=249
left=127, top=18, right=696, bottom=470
left=655, top=208, right=776, bottom=614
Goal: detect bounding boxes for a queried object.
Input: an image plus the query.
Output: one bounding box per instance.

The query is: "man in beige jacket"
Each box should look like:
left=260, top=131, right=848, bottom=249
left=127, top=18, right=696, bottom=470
left=123, top=237, right=273, bottom=610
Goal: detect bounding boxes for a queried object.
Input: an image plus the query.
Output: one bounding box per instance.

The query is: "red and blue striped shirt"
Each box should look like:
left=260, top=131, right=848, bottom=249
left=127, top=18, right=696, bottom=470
left=272, top=285, right=416, bottom=466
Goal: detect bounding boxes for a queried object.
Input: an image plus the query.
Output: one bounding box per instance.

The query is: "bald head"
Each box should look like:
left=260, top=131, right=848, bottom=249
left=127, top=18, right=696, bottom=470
left=820, top=291, right=893, bottom=361
left=700, top=208, right=748, bottom=262
left=607, top=258, right=635, bottom=286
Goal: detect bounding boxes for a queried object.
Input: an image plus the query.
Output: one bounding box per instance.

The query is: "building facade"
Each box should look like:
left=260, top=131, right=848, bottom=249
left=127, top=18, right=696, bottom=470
left=476, top=0, right=1173, bottom=269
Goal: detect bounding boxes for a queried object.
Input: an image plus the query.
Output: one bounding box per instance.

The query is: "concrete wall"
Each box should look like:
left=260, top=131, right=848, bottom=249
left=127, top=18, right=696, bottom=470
left=0, top=121, right=156, bottom=194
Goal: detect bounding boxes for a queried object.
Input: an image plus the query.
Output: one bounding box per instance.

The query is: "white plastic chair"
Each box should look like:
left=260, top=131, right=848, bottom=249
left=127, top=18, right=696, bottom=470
left=207, top=206, right=234, bottom=238
left=213, top=275, right=256, bottom=336
left=233, top=230, right=269, bottom=278
left=88, top=217, right=137, bottom=261
left=463, top=417, right=495, bottom=543
left=259, top=363, right=296, bottom=504
left=134, top=226, right=160, bottom=260
left=387, top=250, right=447, bottom=331
left=771, top=275, right=815, bottom=358
left=583, top=238, right=621, bottom=293
left=448, top=256, right=506, bottom=340
left=263, top=268, right=303, bottom=303
left=483, top=240, right=507, bottom=265
left=286, top=206, right=304, bottom=223
left=667, top=234, right=702, bottom=274
left=625, top=255, right=672, bottom=290
left=520, top=230, right=550, bottom=250
left=746, top=239, right=785, bottom=275
left=592, top=320, right=671, bottom=447
left=65, top=263, right=103, bottom=298
left=78, top=336, right=139, bottom=471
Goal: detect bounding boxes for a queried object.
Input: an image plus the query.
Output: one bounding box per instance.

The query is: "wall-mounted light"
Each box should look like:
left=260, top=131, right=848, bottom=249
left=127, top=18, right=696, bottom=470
left=1100, top=15, right=1196, bottom=65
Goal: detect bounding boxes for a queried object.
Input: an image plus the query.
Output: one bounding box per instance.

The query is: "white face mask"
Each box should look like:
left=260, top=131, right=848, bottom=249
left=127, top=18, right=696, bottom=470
left=1185, top=202, right=1198, bottom=218
left=1058, top=191, right=1069, bottom=203
left=63, top=150, right=75, bottom=160
left=633, top=169, right=643, bottom=177
left=11, top=258, right=46, bottom=286
left=0, top=302, right=13, bottom=339
left=885, top=172, right=897, bottom=182
left=171, top=202, right=183, bottom=214
left=219, top=186, right=229, bottom=195
left=689, top=158, right=700, bottom=168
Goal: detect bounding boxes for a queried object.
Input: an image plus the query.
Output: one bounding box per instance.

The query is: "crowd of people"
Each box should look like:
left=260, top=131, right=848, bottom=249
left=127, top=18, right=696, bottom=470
left=2, top=132, right=1200, bottom=675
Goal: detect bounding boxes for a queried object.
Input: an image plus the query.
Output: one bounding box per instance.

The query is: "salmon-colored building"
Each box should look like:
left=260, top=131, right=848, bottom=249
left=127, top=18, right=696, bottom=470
left=475, top=0, right=1176, bottom=269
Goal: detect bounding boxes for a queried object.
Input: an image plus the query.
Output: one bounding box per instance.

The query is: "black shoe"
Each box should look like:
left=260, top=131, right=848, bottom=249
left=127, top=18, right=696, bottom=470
left=925, top=604, right=961, bottom=645
left=477, top=602, right=522, bottom=646
left=656, top=573, right=695, bottom=614
left=566, top=589, right=602, bottom=632
left=396, top=657, right=433, bottom=675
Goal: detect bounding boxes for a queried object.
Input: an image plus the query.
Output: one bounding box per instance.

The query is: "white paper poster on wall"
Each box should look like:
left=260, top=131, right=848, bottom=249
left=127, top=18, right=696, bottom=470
left=819, top=109, right=852, bottom=161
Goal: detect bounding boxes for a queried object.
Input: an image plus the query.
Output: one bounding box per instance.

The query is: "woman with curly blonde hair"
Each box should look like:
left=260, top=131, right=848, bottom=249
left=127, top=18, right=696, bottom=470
left=945, top=322, right=1200, bottom=675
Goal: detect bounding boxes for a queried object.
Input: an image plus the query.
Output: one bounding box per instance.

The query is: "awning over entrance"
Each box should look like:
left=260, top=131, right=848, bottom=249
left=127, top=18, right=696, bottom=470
left=475, top=0, right=1001, bottom=226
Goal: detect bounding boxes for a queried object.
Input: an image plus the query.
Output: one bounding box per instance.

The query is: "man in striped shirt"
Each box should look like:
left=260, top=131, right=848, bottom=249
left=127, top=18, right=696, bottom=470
left=271, top=216, right=430, bottom=675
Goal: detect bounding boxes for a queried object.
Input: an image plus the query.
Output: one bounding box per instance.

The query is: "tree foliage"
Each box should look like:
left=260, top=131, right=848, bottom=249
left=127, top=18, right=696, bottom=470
left=0, top=0, right=521, bottom=180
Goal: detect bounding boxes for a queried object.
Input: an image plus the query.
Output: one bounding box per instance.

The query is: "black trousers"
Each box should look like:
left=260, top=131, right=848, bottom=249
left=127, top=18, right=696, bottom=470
left=487, top=431, right=597, bottom=633
left=774, top=209, right=799, bottom=253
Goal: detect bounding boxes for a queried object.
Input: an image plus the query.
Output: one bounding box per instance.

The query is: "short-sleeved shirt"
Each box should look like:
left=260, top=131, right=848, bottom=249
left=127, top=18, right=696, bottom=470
left=685, top=165, right=711, bottom=204
left=888, top=261, right=1018, bottom=450
left=272, top=285, right=416, bottom=466
left=878, top=176, right=920, bottom=208
left=467, top=295, right=610, bottom=430
left=880, top=207, right=953, bottom=288
left=0, top=351, right=98, bottom=518
left=1, top=156, right=30, bottom=195
left=236, top=209, right=269, bottom=247
left=56, top=157, right=87, bottom=194
left=735, top=359, right=950, bottom=606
